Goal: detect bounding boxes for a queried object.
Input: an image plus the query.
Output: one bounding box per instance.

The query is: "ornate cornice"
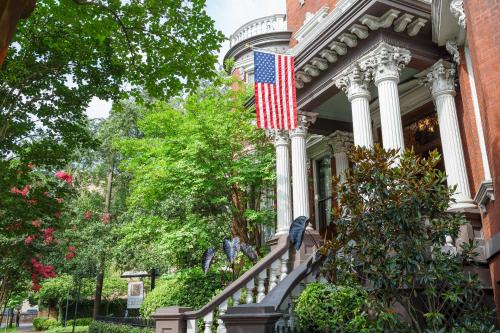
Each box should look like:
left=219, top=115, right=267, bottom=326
left=445, top=40, right=460, bottom=65
left=450, top=0, right=466, bottom=29
left=474, top=179, right=495, bottom=212
left=292, top=3, right=429, bottom=89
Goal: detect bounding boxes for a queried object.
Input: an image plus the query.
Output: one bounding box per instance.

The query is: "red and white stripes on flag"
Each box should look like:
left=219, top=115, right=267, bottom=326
left=253, top=50, right=298, bottom=130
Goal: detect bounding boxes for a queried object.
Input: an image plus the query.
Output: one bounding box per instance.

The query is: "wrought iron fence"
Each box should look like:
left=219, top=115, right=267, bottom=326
left=95, top=316, right=154, bottom=328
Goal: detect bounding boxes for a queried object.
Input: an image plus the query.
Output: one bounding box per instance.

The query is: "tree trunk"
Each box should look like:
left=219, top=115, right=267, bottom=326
left=92, top=165, right=114, bottom=319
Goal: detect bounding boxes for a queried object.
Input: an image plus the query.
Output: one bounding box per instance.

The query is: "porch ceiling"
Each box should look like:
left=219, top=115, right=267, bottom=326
left=309, top=67, right=420, bottom=135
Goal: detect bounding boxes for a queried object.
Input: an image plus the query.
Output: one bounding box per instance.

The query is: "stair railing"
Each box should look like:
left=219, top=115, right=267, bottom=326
left=152, top=236, right=291, bottom=333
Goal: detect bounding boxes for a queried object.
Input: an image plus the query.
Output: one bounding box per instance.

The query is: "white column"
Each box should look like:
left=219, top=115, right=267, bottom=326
left=335, top=65, right=373, bottom=148
left=290, top=113, right=317, bottom=230
left=274, top=131, right=293, bottom=235
left=369, top=43, right=411, bottom=155
left=329, top=131, right=353, bottom=182
left=425, top=60, right=476, bottom=211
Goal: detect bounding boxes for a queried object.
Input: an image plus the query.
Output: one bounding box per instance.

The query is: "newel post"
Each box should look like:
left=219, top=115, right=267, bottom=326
left=221, top=305, right=282, bottom=333
left=150, top=307, right=191, bottom=333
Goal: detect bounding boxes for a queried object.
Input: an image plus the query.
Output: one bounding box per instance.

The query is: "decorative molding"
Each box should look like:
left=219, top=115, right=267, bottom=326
left=360, top=9, right=400, bottom=30
left=474, top=179, right=495, bottom=212
left=293, top=6, right=428, bottom=89
left=450, top=0, right=466, bottom=29
left=445, top=40, right=460, bottom=65
left=293, top=6, right=330, bottom=43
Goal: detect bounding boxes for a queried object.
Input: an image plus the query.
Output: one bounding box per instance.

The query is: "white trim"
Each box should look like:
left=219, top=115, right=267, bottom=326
left=464, top=45, right=491, bottom=181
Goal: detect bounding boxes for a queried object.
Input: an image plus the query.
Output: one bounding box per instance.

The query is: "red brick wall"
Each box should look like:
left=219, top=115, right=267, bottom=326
left=464, top=0, right=500, bottom=240
left=286, top=0, right=338, bottom=46
left=463, top=0, right=500, bottom=319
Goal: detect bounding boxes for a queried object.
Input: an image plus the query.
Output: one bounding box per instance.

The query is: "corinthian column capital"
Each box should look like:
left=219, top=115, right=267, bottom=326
left=334, top=64, right=371, bottom=101
left=328, top=130, right=353, bottom=154
left=290, top=111, right=318, bottom=138
left=269, top=130, right=289, bottom=147
left=360, top=42, right=411, bottom=84
left=424, top=59, right=456, bottom=98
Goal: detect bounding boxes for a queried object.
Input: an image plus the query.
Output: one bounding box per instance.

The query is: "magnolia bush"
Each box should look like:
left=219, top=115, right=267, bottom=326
left=318, top=146, right=496, bottom=332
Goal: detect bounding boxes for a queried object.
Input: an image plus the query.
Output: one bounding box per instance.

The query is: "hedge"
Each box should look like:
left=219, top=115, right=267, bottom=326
left=89, top=321, right=153, bottom=333
left=33, top=318, right=61, bottom=331
left=140, top=268, right=227, bottom=318
left=46, top=326, right=89, bottom=333
left=66, top=318, right=93, bottom=327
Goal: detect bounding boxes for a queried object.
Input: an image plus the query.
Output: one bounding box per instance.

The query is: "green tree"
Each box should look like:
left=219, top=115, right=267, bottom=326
left=320, top=146, right=496, bottom=332
left=114, top=77, right=275, bottom=272
left=1, top=0, right=224, bottom=166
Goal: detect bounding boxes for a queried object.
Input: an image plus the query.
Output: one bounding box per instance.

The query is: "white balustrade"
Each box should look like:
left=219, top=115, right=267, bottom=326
left=203, top=312, right=213, bottom=333
left=269, top=259, right=280, bottom=291
left=257, top=270, right=267, bottom=302
left=229, top=14, right=287, bottom=47
left=280, top=251, right=289, bottom=281
left=216, top=300, right=228, bottom=333
left=232, top=288, right=242, bottom=306
left=187, top=319, right=198, bottom=333
left=245, top=279, right=255, bottom=304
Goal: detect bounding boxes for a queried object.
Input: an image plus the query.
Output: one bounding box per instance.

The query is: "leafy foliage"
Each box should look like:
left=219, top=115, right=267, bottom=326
left=294, top=282, right=384, bottom=333
left=115, top=77, right=275, bottom=271
left=318, top=146, right=496, bottom=332
left=139, top=268, right=228, bottom=318
left=1, top=0, right=224, bottom=165
left=89, top=321, right=152, bottom=333
left=33, top=318, right=62, bottom=331
left=223, top=237, right=241, bottom=264
left=0, top=162, right=76, bottom=306
left=45, top=326, right=89, bottom=333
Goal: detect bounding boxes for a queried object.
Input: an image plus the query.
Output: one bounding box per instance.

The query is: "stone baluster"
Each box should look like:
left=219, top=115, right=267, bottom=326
left=203, top=312, right=213, bottom=333
left=216, top=300, right=228, bottom=333
left=290, top=113, right=317, bottom=227
left=334, top=64, right=373, bottom=148
left=363, top=42, right=411, bottom=159
left=257, top=270, right=267, bottom=302
left=232, top=288, right=242, bottom=306
left=279, top=251, right=289, bottom=281
left=273, top=131, right=293, bottom=235
left=187, top=319, right=198, bottom=333
left=245, top=279, right=255, bottom=304
left=269, top=259, right=280, bottom=291
left=424, top=60, right=476, bottom=211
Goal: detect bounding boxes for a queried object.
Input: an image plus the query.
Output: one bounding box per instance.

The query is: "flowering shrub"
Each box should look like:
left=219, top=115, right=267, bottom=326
left=0, top=161, right=77, bottom=305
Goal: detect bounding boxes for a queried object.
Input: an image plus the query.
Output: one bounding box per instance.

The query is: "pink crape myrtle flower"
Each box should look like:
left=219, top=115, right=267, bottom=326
left=85, top=211, right=91, bottom=220
left=55, top=171, right=73, bottom=185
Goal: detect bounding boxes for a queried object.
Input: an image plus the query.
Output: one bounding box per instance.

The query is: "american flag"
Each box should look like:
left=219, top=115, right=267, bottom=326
left=253, top=50, right=297, bottom=130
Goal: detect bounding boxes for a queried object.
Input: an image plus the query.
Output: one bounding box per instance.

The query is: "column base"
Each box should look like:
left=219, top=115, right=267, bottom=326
left=448, top=200, right=479, bottom=213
